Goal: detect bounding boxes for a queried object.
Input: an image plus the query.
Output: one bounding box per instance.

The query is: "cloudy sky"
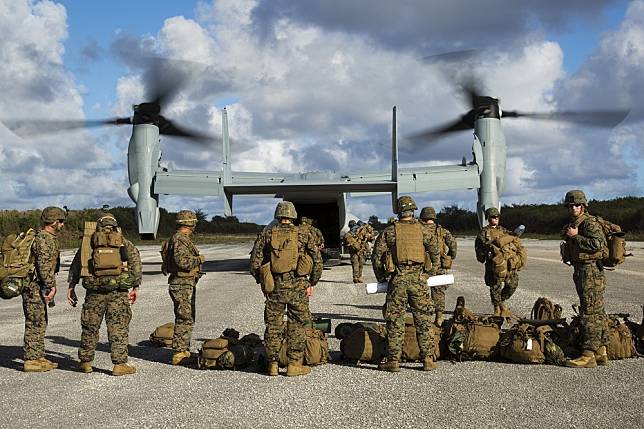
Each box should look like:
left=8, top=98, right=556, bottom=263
left=0, top=0, right=642, bottom=224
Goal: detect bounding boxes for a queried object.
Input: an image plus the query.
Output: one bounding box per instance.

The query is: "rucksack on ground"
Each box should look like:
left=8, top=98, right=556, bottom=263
left=278, top=326, right=329, bottom=367
left=607, top=315, right=636, bottom=360
left=499, top=323, right=545, bottom=364
left=401, top=317, right=443, bottom=361
left=340, top=324, right=386, bottom=363
left=446, top=307, right=502, bottom=361
left=0, top=229, right=37, bottom=299
left=149, top=323, right=174, bottom=347
left=531, top=297, right=563, bottom=321
left=198, top=330, right=258, bottom=370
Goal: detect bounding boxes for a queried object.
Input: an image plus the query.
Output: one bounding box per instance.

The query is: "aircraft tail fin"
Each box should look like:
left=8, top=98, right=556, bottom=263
left=391, top=105, right=399, bottom=212
left=222, top=108, right=233, bottom=216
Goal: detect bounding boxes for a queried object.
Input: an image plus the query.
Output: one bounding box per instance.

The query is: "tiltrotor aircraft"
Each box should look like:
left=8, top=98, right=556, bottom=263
left=4, top=60, right=628, bottom=250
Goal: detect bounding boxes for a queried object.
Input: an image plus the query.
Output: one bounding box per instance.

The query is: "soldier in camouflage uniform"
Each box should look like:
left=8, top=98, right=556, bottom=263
left=419, top=206, right=457, bottom=326
left=474, top=207, right=520, bottom=316
left=343, top=220, right=365, bottom=283
left=22, top=206, right=64, bottom=372
left=67, top=214, right=141, bottom=376
left=166, top=210, right=205, bottom=365
left=250, top=201, right=322, bottom=377
left=300, top=217, right=324, bottom=249
left=372, top=196, right=440, bottom=372
left=561, top=190, right=610, bottom=368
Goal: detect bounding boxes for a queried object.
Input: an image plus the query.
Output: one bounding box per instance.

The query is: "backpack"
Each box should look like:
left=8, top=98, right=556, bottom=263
left=270, top=227, right=299, bottom=274
left=489, top=234, right=527, bottom=279
left=0, top=229, right=37, bottom=299
left=446, top=307, right=502, bottom=361
left=278, top=326, right=329, bottom=367
left=499, top=323, right=545, bottom=364
left=90, top=228, right=125, bottom=276
left=531, top=297, right=563, bottom=321
left=149, top=322, right=174, bottom=347
left=340, top=324, right=387, bottom=363
left=606, top=315, right=636, bottom=360
left=197, top=330, right=257, bottom=370
left=593, top=216, right=630, bottom=267
left=401, top=317, right=443, bottom=361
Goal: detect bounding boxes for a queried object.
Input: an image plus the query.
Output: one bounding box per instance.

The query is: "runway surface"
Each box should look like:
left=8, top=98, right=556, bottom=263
left=0, top=238, right=642, bottom=428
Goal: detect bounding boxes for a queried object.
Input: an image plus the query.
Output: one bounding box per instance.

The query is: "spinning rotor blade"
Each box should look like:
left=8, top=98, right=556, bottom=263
left=406, top=111, right=475, bottom=144
left=502, top=109, right=630, bottom=127
left=3, top=117, right=131, bottom=137
left=144, top=57, right=201, bottom=109
left=158, top=116, right=217, bottom=145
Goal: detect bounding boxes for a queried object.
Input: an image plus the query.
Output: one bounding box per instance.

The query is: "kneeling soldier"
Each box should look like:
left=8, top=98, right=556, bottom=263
left=250, top=201, right=322, bottom=376
left=68, top=214, right=141, bottom=375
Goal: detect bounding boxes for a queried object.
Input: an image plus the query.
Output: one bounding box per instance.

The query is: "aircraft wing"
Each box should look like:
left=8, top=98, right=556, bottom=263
left=154, top=169, right=396, bottom=196
left=346, top=164, right=480, bottom=194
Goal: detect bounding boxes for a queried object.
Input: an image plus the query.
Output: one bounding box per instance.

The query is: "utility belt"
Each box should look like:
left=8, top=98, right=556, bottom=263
left=397, top=262, right=424, bottom=271
left=273, top=271, right=298, bottom=282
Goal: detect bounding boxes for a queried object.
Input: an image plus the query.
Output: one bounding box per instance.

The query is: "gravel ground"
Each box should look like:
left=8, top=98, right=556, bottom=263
left=0, top=238, right=642, bottom=429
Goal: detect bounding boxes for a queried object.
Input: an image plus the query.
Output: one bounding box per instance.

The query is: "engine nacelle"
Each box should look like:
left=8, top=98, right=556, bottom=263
left=127, top=123, right=161, bottom=239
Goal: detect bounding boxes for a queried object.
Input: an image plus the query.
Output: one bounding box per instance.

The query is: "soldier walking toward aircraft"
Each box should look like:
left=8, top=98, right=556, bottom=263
left=164, top=210, right=205, bottom=366
left=561, top=190, right=610, bottom=368
left=250, top=202, right=322, bottom=377
left=474, top=207, right=525, bottom=317
left=67, top=214, right=141, bottom=376
left=21, top=207, right=64, bottom=372
left=419, top=206, right=457, bottom=326
left=344, top=220, right=365, bottom=283
left=372, top=196, right=440, bottom=372
left=300, top=217, right=324, bottom=249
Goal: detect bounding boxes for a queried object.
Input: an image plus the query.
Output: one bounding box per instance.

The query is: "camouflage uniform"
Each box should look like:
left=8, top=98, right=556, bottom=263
left=299, top=218, right=324, bottom=248
left=22, top=230, right=59, bottom=361
left=372, top=219, right=440, bottom=362
left=564, top=214, right=609, bottom=352
left=344, top=228, right=364, bottom=283
left=250, top=223, right=322, bottom=364
left=167, top=231, right=203, bottom=352
left=422, top=222, right=457, bottom=313
left=475, top=224, right=519, bottom=307
left=68, top=239, right=142, bottom=364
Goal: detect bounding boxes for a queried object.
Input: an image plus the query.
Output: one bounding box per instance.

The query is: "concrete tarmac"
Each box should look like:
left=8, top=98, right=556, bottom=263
left=0, top=238, right=642, bottom=428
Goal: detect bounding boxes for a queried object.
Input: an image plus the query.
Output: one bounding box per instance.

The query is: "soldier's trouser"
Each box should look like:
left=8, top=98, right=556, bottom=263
left=79, top=290, right=132, bottom=364
left=384, top=268, right=435, bottom=360
left=573, top=262, right=609, bottom=351
left=350, top=252, right=364, bottom=280
left=264, top=284, right=312, bottom=362
left=22, top=282, right=47, bottom=361
left=486, top=268, right=519, bottom=306
left=169, top=281, right=196, bottom=352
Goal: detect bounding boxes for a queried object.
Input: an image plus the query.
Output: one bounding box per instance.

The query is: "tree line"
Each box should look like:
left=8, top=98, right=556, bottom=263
left=369, top=196, right=644, bottom=238
left=0, top=207, right=263, bottom=248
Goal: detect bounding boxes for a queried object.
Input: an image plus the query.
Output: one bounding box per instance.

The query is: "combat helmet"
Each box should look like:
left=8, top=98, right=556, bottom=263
left=41, top=206, right=66, bottom=224
left=396, top=196, right=417, bottom=214
left=348, top=220, right=357, bottom=227
left=176, top=210, right=198, bottom=227
left=97, top=213, right=118, bottom=228
left=300, top=216, right=311, bottom=225
left=564, top=190, right=588, bottom=206
left=420, top=206, right=436, bottom=220
left=485, top=207, right=500, bottom=219
left=274, top=201, right=297, bottom=219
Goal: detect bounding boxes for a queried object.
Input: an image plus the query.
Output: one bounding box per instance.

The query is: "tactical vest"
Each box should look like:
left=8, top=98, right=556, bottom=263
left=270, top=226, right=299, bottom=274
left=392, top=222, right=425, bottom=265
left=563, top=214, right=607, bottom=264
left=0, top=229, right=37, bottom=299
left=164, top=233, right=201, bottom=278
left=90, top=229, right=125, bottom=276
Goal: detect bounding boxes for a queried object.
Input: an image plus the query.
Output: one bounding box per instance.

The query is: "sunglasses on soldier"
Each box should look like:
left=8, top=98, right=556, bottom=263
left=489, top=215, right=499, bottom=219
left=567, top=204, right=583, bottom=208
